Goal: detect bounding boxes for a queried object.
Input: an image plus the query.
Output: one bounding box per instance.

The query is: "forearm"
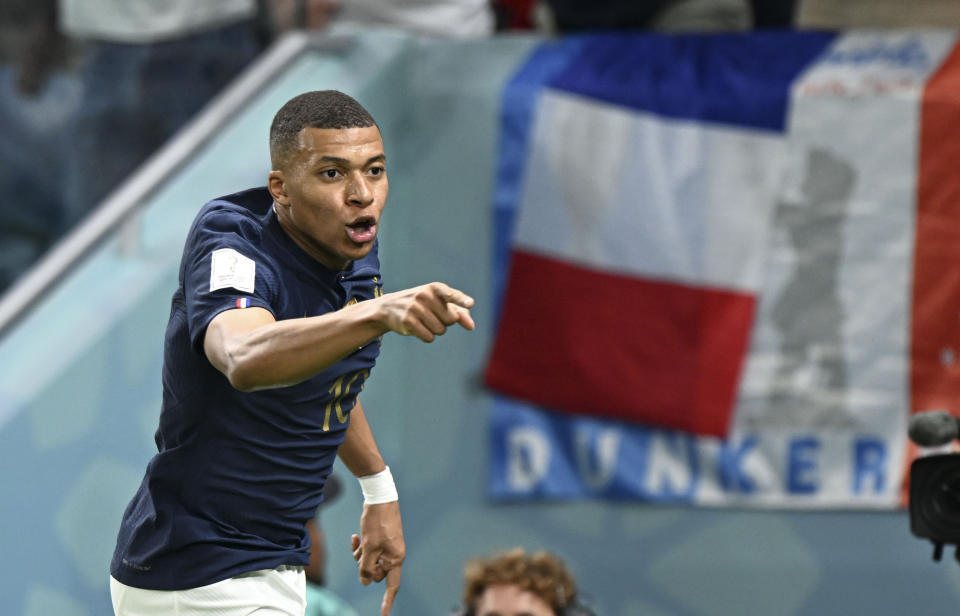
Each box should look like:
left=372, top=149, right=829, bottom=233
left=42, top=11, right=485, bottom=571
left=219, top=301, right=388, bottom=391
left=338, top=401, right=386, bottom=477
left=206, top=281, right=474, bottom=392
left=342, top=401, right=404, bottom=611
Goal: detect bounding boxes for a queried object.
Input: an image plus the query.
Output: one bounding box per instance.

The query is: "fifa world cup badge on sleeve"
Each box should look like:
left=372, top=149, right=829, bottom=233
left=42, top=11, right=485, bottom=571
left=210, top=248, right=256, bottom=293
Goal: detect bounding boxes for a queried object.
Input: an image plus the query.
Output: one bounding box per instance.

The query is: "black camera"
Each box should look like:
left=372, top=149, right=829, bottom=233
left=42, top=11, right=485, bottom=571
left=910, top=453, right=960, bottom=561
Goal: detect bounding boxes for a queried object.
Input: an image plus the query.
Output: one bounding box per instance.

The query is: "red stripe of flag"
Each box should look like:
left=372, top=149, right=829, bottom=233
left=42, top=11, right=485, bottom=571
left=912, top=43, right=960, bottom=417
left=904, top=41, right=960, bottom=504
left=485, top=250, right=756, bottom=437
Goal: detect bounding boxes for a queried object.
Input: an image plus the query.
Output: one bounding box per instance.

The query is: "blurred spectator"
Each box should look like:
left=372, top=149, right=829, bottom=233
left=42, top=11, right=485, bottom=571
left=750, top=0, right=795, bottom=28
left=492, top=0, right=539, bottom=30
left=0, top=0, right=82, bottom=292
left=258, top=0, right=343, bottom=36
left=262, top=0, right=495, bottom=40
left=796, top=0, right=960, bottom=28
left=334, top=0, right=494, bottom=37
left=303, top=475, right=360, bottom=616
left=493, top=0, right=793, bottom=35
left=57, top=0, right=262, bottom=231
left=0, top=0, right=74, bottom=95
left=458, top=548, right=594, bottom=616
left=538, top=0, right=752, bottom=33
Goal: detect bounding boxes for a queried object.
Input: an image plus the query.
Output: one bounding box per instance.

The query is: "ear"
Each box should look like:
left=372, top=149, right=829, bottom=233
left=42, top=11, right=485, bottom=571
left=268, top=170, right=290, bottom=206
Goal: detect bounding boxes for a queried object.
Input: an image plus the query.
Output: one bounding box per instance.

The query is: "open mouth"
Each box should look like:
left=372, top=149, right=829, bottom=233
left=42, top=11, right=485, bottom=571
left=345, top=216, right=377, bottom=243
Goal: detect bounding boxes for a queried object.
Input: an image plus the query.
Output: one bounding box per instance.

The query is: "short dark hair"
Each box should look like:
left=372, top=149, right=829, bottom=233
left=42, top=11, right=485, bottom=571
left=269, top=90, right=377, bottom=168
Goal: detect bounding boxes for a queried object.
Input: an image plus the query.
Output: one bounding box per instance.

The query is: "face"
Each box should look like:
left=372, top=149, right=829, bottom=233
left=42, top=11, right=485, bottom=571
left=269, top=125, right=388, bottom=271
left=474, top=584, right=555, bottom=616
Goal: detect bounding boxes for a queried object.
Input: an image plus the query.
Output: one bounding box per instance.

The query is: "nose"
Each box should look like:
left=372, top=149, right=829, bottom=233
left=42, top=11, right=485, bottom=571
left=346, top=173, right=373, bottom=207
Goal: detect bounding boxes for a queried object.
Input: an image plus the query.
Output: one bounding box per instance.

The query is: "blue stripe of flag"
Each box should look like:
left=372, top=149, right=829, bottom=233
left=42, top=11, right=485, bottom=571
left=549, top=31, right=837, bottom=132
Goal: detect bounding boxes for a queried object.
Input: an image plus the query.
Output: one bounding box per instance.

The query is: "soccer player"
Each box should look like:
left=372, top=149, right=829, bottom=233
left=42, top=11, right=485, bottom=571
left=108, top=90, right=474, bottom=616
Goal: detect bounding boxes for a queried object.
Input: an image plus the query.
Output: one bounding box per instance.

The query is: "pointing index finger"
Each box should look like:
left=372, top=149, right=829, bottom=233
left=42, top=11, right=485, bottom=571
left=380, top=566, right=402, bottom=616
left=448, top=304, right=475, bottom=331
left=437, top=283, right=474, bottom=308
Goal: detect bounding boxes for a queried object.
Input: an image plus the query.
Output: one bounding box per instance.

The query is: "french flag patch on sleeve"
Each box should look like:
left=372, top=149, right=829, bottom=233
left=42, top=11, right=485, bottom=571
left=236, top=297, right=250, bottom=309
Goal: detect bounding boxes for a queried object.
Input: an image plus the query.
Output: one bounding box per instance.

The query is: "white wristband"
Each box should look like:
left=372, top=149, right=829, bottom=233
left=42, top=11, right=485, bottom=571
left=358, top=466, right=398, bottom=505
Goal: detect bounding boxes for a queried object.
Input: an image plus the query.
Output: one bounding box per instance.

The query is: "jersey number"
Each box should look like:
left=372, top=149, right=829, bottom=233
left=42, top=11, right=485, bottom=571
left=323, top=370, right=369, bottom=431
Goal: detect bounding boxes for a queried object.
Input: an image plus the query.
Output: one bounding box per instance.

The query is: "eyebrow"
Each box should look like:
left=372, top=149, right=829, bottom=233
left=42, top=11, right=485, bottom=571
left=316, top=154, right=386, bottom=166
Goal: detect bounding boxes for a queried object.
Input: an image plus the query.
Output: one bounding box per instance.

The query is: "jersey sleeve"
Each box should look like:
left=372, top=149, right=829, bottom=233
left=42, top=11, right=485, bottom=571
left=181, top=208, right=279, bottom=352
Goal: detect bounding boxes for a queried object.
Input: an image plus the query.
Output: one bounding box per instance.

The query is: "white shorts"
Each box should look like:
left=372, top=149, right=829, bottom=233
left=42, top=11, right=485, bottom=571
left=110, top=566, right=306, bottom=616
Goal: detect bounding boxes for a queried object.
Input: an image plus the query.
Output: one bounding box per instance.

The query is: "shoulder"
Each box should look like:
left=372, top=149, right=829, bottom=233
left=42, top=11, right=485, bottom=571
left=188, top=188, right=272, bottom=246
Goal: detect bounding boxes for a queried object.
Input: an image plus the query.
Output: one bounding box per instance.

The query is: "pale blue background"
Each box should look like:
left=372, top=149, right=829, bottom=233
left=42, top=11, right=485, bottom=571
left=0, top=29, right=958, bottom=616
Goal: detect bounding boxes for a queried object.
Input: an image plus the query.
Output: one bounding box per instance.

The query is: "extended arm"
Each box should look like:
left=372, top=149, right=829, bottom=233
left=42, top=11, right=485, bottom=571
left=339, top=401, right=404, bottom=616
left=203, top=282, right=474, bottom=391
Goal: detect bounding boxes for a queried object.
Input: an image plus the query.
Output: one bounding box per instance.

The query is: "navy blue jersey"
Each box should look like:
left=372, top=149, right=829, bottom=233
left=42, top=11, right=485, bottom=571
left=111, top=187, right=382, bottom=590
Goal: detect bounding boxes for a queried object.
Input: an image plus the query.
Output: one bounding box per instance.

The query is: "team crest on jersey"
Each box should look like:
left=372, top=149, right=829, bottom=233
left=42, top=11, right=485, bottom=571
left=210, top=248, right=255, bottom=293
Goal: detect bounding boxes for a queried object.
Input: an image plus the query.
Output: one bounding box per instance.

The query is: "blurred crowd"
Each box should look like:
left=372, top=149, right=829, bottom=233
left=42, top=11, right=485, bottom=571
left=0, top=0, right=956, bottom=294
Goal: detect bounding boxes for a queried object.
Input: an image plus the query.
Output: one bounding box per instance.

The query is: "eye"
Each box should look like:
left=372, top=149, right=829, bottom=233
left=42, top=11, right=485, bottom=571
left=368, top=166, right=385, bottom=177
left=320, top=168, right=341, bottom=180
